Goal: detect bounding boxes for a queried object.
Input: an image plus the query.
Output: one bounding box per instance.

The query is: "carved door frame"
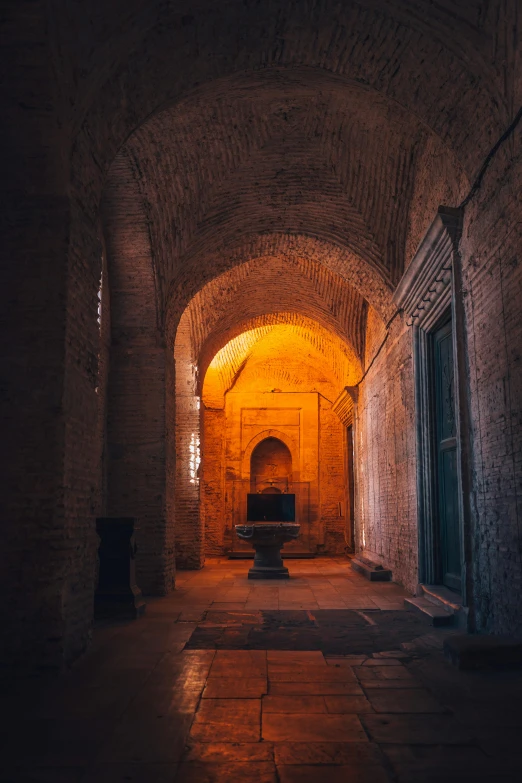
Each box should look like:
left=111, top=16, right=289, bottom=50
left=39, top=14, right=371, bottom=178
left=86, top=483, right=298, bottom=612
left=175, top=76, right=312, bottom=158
left=394, top=207, right=473, bottom=607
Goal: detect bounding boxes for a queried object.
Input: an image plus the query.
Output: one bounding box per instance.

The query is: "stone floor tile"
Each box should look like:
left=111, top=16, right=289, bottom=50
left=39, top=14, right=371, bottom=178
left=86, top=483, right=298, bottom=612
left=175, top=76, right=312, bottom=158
left=361, top=714, right=474, bottom=744
left=273, top=741, right=385, bottom=766
left=190, top=699, right=261, bottom=742
left=82, top=762, right=178, bottom=782
left=362, top=658, right=402, bottom=666
left=268, top=665, right=357, bottom=682
left=202, top=678, right=267, bottom=698
left=262, top=695, right=327, bottom=713
left=355, top=666, right=419, bottom=684
left=262, top=713, right=368, bottom=742
left=210, top=602, right=246, bottom=610
left=209, top=650, right=267, bottom=678
left=277, top=764, right=391, bottom=782
left=372, top=651, right=410, bottom=659
left=326, top=656, right=367, bottom=666
left=365, top=688, right=446, bottom=713
left=269, top=681, right=364, bottom=696
left=178, top=609, right=209, bottom=622
left=324, top=695, right=373, bottom=713
left=266, top=650, right=324, bottom=663
left=183, top=742, right=274, bottom=763
left=175, top=762, right=277, bottom=782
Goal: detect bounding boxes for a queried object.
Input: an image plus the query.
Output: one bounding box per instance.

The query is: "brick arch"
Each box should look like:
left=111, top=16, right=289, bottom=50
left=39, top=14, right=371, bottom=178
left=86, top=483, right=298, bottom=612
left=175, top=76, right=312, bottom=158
left=200, top=318, right=361, bottom=409
left=115, top=70, right=469, bottom=321
left=166, top=233, right=393, bottom=348
left=242, top=430, right=299, bottom=483
left=70, top=4, right=508, bottom=200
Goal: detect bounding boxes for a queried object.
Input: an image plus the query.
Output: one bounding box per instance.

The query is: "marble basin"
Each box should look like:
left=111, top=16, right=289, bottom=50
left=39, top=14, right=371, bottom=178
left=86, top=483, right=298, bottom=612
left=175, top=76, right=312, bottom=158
left=235, top=522, right=301, bottom=579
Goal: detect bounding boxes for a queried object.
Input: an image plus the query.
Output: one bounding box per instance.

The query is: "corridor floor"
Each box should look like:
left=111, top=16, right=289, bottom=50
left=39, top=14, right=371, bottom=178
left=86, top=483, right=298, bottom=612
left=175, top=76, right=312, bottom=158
left=2, top=558, right=522, bottom=782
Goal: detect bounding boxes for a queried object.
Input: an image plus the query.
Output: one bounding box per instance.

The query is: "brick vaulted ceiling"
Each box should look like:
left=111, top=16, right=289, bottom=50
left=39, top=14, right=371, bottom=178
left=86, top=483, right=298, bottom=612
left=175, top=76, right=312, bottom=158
left=173, top=257, right=367, bottom=407
left=201, top=319, right=361, bottom=409
left=96, top=1, right=519, bottom=340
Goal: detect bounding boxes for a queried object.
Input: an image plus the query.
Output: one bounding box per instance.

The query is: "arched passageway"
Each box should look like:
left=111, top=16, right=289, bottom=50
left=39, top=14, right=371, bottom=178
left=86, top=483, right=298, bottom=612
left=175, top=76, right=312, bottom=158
left=3, top=0, right=521, bottom=677
left=3, top=3, right=522, bottom=780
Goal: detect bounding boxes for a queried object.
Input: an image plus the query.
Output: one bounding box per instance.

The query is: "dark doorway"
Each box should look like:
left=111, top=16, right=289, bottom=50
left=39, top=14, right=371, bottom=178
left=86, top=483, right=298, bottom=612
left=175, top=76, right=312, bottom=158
left=433, top=319, right=462, bottom=592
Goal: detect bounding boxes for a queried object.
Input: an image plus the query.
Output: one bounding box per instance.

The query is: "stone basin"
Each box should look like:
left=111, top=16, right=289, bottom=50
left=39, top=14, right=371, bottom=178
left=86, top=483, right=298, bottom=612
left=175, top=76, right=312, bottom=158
left=235, top=522, right=301, bottom=579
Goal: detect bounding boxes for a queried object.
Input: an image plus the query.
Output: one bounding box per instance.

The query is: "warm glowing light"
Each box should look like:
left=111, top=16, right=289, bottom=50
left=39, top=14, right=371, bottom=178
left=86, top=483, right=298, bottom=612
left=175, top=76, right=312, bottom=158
left=97, top=272, right=103, bottom=331
left=189, top=432, right=201, bottom=484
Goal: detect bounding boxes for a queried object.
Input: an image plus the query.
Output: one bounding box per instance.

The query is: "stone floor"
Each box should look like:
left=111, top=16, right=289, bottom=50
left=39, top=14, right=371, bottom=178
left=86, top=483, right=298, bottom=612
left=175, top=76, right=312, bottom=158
left=174, top=556, right=408, bottom=612
left=2, top=557, right=522, bottom=782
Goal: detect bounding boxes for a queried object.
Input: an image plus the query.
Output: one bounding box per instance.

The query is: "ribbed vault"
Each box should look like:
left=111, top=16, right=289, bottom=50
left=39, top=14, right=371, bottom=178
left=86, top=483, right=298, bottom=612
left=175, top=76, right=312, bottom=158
left=108, top=69, right=469, bottom=323
left=202, top=317, right=361, bottom=409
left=70, top=1, right=517, bottom=204
left=174, top=255, right=373, bottom=377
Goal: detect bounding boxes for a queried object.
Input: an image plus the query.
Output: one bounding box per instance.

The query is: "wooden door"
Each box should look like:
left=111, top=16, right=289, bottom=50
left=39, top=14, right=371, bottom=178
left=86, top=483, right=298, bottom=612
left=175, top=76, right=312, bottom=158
left=433, top=320, right=462, bottom=592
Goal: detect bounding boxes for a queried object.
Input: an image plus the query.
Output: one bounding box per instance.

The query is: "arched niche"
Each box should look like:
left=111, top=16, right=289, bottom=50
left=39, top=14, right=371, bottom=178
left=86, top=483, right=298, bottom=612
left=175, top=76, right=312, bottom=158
left=250, top=437, right=292, bottom=494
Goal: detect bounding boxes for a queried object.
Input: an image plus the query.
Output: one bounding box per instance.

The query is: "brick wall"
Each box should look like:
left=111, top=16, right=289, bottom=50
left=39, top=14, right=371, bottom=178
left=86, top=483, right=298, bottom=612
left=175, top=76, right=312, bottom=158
left=460, top=146, right=522, bottom=635
left=102, top=155, right=175, bottom=595
left=320, top=400, right=348, bottom=554
left=357, top=317, right=418, bottom=592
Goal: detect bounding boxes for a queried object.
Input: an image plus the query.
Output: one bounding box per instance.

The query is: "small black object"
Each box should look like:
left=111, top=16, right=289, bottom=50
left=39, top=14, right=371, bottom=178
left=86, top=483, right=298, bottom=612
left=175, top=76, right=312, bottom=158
left=95, top=517, right=146, bottom=620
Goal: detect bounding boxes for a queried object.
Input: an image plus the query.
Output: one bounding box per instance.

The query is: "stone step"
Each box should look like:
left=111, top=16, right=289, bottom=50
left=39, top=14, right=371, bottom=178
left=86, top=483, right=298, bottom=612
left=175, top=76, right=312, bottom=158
left=351, top=556, right=392, bottom=582
left=404, top=597, right=455, bottom=626
left=420, top=584, right=462, bottom=612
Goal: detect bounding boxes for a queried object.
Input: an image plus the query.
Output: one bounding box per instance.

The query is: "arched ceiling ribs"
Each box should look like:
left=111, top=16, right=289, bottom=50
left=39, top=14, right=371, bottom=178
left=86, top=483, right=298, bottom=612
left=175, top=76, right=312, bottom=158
left=168, top=234, right=393, bottom=349
left=199, top=312, right=363, bottom=402
left=69, top=3, right=513, bottom=195
left=117, top=73, right=468, bottom=307
left=173, top=253, right=376, bottom=384
left=201, top=317, right=361, bottom=409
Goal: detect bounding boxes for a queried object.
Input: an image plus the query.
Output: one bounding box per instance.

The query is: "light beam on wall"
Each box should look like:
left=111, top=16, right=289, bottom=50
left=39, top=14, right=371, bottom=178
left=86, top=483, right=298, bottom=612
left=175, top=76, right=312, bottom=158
left=189, top=432, right=201, bottom=484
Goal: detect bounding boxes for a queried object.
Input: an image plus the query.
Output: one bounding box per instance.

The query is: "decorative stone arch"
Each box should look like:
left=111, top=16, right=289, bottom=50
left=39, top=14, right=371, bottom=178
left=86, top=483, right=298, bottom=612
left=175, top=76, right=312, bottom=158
left=242, top=429, right=300, bottom=484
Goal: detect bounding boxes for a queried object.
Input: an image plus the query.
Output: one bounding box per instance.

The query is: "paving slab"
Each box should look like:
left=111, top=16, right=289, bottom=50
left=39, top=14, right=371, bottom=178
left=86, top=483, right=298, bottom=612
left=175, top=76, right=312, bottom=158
left=190, top=699, right=261, bottom=742
left=176, top=762, right=277, bottom=782
left=273, top=741, right=385, bottom=766
left=209, top=650, right=267, bottom=678
left=183, top=742, right=274, bottom=763
left=268, top=664, right=357, bottom=682
left=203, top=677, right=267, bottom=698
left=277, top=764, right=391, bottom=782
left=262, top=695, right=327, bottom=713
left=324, top=695, right=373, bottom=713
left=365, top=688, right=447, bottom=713
left=361, top=714, right=474, bottom=744
left=269, top=681, right=364, bottom=695
left=262, top=713, right=368, bottom=742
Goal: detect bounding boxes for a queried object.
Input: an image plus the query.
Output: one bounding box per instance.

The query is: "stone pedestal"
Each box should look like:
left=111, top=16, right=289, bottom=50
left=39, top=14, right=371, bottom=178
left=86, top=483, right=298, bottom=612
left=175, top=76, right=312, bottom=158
left=95, top=517, right=145, bottom=620
left=235, top=522, right=300, bottom=579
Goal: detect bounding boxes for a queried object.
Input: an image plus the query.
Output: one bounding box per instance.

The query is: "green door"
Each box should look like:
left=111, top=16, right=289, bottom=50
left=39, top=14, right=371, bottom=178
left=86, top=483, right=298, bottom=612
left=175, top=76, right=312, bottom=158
left=433, top=320, right=462, bottom=592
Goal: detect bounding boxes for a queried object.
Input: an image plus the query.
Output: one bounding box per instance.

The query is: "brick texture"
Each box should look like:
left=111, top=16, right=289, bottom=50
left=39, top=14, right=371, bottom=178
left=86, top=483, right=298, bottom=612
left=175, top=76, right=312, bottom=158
left=1, top=1, right=520, bottom=670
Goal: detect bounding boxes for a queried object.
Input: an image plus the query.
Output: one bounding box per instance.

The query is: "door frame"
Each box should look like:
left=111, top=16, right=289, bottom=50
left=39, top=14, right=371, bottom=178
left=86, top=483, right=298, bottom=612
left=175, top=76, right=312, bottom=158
left=394, top=207, right=473, bottom=608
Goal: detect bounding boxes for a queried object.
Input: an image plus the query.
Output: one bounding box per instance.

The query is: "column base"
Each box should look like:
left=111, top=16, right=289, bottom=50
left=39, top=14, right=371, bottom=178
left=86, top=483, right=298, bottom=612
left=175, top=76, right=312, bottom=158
left=248, top=565, right=290, bottom=580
